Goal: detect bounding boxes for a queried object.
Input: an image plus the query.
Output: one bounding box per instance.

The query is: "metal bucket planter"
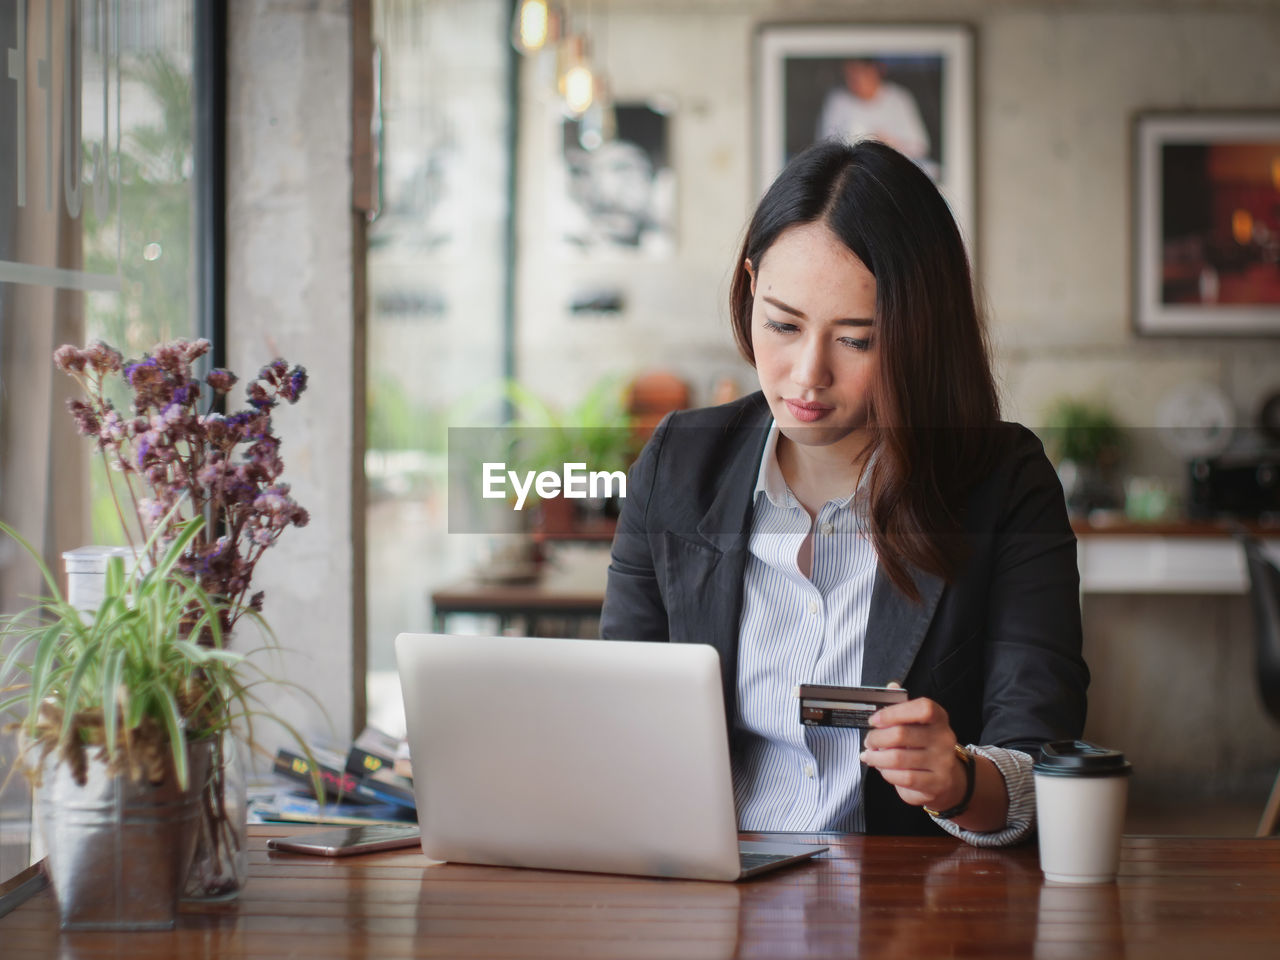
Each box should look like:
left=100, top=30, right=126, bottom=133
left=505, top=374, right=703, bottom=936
left=35, top=739, right=211, bottom=930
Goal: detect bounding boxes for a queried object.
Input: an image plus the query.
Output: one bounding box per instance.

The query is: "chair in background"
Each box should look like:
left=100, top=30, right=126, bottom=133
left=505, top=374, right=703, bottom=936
left=1240, top=535, right=1280, bottom=837
left=626, top=371, right=690, bottom=445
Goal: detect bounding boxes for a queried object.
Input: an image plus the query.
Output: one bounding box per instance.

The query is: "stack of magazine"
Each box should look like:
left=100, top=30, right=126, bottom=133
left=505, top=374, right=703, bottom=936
left=250, top=726, right=416, bottom=825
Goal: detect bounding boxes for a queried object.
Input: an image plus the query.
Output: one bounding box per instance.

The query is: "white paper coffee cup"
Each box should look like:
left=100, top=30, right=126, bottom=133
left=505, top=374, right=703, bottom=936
left=1034, top=740, right=1131, bottom=884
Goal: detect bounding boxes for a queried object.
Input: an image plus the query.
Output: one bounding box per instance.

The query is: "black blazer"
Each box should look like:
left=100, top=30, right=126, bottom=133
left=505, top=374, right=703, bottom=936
left=600, top=392, right=1089, bottom=837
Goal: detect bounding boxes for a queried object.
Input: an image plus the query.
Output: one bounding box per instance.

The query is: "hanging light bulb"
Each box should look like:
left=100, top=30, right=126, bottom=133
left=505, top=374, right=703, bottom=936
left=559, top=34, right=594, bottom=115
left=578, top=75, right=615, bottom=151
left=1232, top=208, right=1254, bottom=246
left=512, top=0, right=551, bottom=54
left=563, top=64, right=594, bottom=115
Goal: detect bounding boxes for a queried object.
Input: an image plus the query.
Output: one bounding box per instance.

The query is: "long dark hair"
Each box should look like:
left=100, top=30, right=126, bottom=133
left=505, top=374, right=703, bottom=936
left=729, top=140, right=999, bottom=602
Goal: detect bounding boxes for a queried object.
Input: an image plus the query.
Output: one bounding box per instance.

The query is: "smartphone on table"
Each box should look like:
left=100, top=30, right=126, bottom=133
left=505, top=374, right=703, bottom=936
left=266, top=823, right=421, bottom=857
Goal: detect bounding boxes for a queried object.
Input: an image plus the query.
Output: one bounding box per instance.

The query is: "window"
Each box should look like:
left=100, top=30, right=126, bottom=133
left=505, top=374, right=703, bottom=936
left=0, top=0, right=213, bottom=890
left=364, top=0, right=512, bottom=735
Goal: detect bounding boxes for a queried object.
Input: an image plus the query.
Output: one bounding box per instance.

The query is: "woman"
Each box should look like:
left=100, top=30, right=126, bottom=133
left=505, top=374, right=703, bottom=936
left=600, top=139, right=1088, bottom=845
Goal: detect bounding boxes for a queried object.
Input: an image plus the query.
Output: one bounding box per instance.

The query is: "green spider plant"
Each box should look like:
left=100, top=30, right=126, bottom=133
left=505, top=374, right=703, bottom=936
left=502, top=377, right=635, bottom=478
left=0, top=514, right=319, bottom=796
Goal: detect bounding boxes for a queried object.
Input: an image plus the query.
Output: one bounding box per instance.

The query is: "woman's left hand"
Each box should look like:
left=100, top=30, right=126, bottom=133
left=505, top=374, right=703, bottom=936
left=859, top=695, right=967, bottom=812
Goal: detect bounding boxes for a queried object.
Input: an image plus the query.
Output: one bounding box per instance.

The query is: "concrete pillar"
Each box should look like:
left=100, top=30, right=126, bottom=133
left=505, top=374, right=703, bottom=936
left=225, top=0, right=364, bottom=756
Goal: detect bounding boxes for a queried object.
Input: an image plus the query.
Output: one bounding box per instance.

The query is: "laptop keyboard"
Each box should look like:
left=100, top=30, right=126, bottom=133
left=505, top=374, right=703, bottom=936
left=739, top=851, right=792, bottom=871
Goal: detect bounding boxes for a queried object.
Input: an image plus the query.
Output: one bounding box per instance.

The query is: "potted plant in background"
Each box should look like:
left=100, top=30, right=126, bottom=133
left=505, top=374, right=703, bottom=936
left=504, top=377, right=637, bottom=536
left=1041, top=396, right=1126, bottom=517
left=34, top=338, right=312, bottom=901
left=0, top=514, right=316, bottom=929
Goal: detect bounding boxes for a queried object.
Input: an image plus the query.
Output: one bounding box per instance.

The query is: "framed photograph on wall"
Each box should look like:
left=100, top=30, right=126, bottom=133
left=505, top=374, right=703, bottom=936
left=755, top=23, right=975, bottom=251
left=553, top=102, right=676, bottom=259
left=1134, top=112, right=1280, bottom=336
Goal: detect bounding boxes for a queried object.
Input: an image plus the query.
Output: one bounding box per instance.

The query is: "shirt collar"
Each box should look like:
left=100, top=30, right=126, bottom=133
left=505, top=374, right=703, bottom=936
left=753, top=421, right=791, bottom=507
left=752, top=419, right=873, bottom=512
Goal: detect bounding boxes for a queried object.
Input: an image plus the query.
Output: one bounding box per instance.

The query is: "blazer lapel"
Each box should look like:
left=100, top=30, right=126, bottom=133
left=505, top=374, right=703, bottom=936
left=695, top=396, right=772, bottom=554
left=663, top=399, right=770, bottom=714
left=859, top=566, right=945, bottom=687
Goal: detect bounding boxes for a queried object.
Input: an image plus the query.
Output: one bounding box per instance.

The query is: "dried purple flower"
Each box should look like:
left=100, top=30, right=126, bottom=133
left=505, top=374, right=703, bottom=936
left=139, top=498, right=169, bottom=525
left=153, top=341, right=187, bottom=374
left=84, top=341, right=123, bottom=374
left=66, top=399, right=100, bottom=437
left=54, top=337, right=310, bottom=638
left=124, top=358, right=150, bottom=384
left=283, top=366, right=308, bottom=404
left=259, top=359, right=289, bottom=383
left=101, top=409, right=125, bottom=441
left=54, top=344, right=87, bottom=373
left=246, top=382, right=274, bottom=412
left=206, top=369, right=237, bottom=394
left=125, top=359, right=168, bottom=413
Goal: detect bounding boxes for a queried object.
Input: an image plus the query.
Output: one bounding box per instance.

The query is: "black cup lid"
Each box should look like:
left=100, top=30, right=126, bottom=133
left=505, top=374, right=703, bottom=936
left=1033, top=740, right=1132, bottom=777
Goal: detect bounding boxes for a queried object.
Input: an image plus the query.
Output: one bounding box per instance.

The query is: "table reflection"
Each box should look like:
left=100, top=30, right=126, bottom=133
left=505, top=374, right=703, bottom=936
left=415, top=863, right=743, bottom=960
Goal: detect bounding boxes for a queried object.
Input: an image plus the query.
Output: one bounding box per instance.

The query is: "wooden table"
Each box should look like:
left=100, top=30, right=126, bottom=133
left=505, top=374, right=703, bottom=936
left=430, top=578, right=605, bottom=635
left=430, top=545, right=609, bottom=636
left=3, top=828, right=1279, bottom=958
left=1072, top=517, right=1280, bottom=594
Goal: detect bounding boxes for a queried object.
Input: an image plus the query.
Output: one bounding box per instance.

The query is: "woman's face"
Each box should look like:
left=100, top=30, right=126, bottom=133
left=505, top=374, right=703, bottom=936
left=746, top=221, right=877, bottom=452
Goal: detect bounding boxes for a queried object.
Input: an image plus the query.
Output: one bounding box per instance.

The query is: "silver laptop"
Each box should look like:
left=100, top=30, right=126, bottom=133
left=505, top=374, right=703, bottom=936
left=394, top=632, right=828, bottom=881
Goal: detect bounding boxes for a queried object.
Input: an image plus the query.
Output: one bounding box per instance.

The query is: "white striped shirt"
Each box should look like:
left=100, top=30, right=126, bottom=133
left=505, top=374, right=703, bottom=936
left=732, top=422, right=1036, bottom=845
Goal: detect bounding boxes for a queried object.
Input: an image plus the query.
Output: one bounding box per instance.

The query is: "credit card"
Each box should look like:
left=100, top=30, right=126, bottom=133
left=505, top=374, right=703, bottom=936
left=795, top=683, right=909, bottom=729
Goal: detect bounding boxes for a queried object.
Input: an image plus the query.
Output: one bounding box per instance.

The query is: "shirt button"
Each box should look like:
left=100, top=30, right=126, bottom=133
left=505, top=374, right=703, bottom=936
left=804, top=763, right=815, bottom=779
left=820, top=522, right=834, bottom=536
left=808, top=599, right=819, bottom=615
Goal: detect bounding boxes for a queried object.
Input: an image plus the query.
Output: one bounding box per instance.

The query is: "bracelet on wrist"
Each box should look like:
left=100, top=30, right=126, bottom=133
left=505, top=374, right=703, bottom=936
left=924, top=743, right=976, bottom=820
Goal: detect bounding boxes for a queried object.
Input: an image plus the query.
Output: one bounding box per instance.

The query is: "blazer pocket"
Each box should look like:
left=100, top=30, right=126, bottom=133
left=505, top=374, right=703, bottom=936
left=661, top=532, right=727, bottom=645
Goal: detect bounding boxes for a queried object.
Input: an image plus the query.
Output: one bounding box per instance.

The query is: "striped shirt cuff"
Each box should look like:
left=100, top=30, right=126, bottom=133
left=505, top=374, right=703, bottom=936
left=929, top=745, right=1035, bottom=847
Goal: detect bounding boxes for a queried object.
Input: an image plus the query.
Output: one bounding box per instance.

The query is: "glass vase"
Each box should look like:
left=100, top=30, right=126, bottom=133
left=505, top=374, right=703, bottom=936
left=181, top=730, right=248, bottom=901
